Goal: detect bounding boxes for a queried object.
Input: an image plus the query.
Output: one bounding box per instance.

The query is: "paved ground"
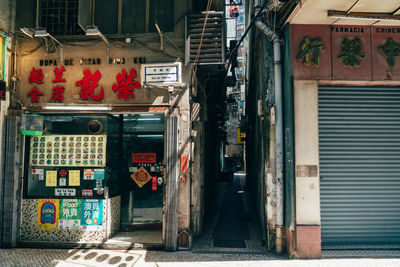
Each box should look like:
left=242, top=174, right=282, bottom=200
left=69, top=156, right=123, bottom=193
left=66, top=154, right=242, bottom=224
left=2, top=174, right=400, bottom=266
left=1, top=248, right=400, bottom=267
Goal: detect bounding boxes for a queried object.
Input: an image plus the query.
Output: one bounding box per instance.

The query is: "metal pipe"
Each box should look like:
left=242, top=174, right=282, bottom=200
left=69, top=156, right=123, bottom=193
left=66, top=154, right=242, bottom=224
left=255, top=19, right=284, bottom=255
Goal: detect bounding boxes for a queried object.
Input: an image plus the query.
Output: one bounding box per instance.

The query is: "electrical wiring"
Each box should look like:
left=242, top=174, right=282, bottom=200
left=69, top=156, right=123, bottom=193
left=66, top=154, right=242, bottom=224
left=192, top=0, right=214, bottom=103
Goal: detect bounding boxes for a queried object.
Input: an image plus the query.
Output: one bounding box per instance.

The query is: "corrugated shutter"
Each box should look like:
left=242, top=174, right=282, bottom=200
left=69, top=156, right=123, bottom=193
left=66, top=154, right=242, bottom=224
left=319, top=86, right=400, bottom=247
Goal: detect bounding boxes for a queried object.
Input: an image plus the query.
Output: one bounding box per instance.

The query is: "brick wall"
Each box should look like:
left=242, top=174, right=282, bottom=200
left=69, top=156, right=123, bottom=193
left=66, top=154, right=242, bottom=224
left=295, top=225, right=321, bottom=258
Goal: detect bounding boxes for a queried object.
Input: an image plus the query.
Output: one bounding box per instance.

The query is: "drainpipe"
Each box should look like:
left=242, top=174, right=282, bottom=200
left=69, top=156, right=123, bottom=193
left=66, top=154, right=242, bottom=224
left=255, top=20, right=284, bottom=255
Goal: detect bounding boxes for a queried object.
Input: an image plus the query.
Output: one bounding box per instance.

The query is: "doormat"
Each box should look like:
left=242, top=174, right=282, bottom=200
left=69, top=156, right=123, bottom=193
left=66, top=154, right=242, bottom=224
left=213, top=239, right=246, bottom=248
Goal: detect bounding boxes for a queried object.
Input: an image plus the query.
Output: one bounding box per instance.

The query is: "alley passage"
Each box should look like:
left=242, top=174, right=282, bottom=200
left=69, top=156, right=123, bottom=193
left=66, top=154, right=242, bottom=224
left=212, top=179, right=251, bottom=248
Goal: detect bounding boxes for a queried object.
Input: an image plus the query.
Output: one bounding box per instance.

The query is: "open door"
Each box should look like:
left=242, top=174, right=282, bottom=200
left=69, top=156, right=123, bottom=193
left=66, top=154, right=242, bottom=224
left=120, top=113, right=165, bottom=231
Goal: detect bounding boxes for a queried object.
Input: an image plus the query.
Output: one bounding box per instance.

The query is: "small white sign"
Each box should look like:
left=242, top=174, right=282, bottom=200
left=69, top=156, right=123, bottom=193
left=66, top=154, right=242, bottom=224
left=55, top=188, right=76, bottom=197
left=32, top=169, right=44, bottom=180
left=84, top=169, right=94, bottom=180
left=141, top=62, right=182, bottom=85
left=59, top=219, right=80, bottom=230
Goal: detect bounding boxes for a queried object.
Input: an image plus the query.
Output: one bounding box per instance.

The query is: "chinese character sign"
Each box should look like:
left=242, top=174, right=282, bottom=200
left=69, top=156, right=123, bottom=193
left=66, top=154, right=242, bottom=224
left=112, top=68, right=141, bottom=100
left=37, top=199, right=59, bottom=231
left=297, top=37, right=325, bottom=66
left=81, top=199, right=103, bottom=226
left=53, top=66, right=66, bottom=83
left=29, top=67, right=44, bottom=84
left=338, top=37, right=365, bottom=67
left=379, top=38, right=400, bottom=68
left=28, top=87, right=43, bottom=103
left=76, top=69, right=104, bottom=101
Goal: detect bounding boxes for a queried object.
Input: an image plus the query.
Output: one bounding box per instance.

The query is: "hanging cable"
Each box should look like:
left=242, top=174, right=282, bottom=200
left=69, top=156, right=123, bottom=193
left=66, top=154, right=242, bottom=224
left=192, top=0, right=213, bottom=102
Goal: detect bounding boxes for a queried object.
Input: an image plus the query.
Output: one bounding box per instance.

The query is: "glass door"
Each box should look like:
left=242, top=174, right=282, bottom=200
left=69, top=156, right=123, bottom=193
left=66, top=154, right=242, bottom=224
left=120, top=113, right=165, bottom=231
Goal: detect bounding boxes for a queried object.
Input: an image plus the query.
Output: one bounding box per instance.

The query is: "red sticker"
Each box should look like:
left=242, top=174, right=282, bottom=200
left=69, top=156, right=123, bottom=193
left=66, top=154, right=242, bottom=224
left=152, top=176, right=157, bottom=191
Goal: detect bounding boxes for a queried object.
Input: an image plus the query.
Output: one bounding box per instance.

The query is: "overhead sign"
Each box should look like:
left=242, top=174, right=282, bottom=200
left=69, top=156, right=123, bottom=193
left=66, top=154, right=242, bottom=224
left=141, top=62, right=182, bottom=85
left=132, top=153, right=156, bottom=163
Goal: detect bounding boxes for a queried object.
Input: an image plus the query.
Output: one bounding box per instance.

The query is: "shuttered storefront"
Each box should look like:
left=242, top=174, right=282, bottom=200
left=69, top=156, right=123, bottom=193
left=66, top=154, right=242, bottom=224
left=319, top=86, right=400, bottom=247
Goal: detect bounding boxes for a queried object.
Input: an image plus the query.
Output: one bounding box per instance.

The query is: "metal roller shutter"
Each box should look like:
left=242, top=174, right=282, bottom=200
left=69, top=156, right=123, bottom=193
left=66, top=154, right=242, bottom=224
left=319, top=86, right=400, bottom=247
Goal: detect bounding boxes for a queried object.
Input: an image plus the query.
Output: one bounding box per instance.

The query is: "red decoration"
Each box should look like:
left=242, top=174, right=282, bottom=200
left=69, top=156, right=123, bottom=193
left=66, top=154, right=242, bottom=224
left=50, top=85, right=65, bottom=103
left=59, top=169, right=67, bottom=177
left=181, top=155, right=188, bottom=173
left=132, top=153, right=157, bottom=163
left=112, top=68, right=141, bottom=100
left=52, top=66, right=66, bottom=83
left=75, top=69, right=104, bottom=101
left=27, top=86, right=43, bottom=103
left=152, top=176, right=157, bottom=191
left=29, top=67, right=44, bottom=84
left=131, top=167, right=152, bottom=188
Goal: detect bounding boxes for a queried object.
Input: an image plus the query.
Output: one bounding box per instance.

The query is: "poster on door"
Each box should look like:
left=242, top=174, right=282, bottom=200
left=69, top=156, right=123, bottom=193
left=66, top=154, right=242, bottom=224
left=37, top=199, right=59, bottom=231
left=81, top=199, right=103, bottom=228
left=59, top=199, right=81, bottom=229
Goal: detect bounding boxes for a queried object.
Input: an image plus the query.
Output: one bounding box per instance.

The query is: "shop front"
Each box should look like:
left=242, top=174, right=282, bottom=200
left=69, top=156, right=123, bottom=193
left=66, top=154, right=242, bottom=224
left=15, top=41, right=184, bottom=247
left=289, top=24, right=400, bottom=257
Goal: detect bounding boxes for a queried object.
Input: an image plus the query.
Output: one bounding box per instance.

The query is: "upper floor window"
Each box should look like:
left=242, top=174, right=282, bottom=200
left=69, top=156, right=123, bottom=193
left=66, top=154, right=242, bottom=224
left=38, top=0, right=174, bottom=36
left=39, top=0, right=84, bottom=36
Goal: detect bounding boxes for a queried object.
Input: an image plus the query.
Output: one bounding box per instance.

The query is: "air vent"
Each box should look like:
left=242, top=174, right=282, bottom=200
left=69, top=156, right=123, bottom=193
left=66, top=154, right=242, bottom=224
left=187, top=11, right=224, bottom=65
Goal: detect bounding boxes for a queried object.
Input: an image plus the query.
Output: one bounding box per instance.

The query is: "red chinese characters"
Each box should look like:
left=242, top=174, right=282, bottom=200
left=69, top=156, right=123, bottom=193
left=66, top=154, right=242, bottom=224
left=76, top=69, right=104, bottom=101
left=28, top=87, right=43, bottom=103
left=112, top=68, right=141, bottom=100
left=29, top=68, right=44, bottom=84
left=28, top=67, right=44, bottom=102
left=50, top=66, right=66, bottom=103
left=52, top=66, right=66, bottom=83
left=50, top=85, right=65, bottom=103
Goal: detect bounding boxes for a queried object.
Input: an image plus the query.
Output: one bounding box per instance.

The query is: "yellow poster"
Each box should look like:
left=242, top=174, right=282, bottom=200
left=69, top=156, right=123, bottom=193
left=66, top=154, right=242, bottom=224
left=0, top=35, right=4, bottom=81
left=45, top=170, right=57, bottom=187
left=37, top=199, right=59, bottom=231
left=69, top=170, right=81, bottom=186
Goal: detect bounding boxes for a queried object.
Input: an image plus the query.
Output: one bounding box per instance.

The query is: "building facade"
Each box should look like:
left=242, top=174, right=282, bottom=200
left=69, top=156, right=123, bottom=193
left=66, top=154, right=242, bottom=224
left=0, top=0, right=226, bottom=250
left=245, top=0, right=400, bottom=259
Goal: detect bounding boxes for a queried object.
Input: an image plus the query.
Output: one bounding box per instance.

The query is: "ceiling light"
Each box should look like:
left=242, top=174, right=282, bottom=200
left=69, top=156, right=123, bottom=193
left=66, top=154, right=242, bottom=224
left=85, top=25, right=110, bottom=62
left=328, top=10, right=400, bottom=22
left=42, top=105, right=112, bottom=111
left=20, top=27, right=34, bottom=38
left=20, top=27, right=63, bottom=62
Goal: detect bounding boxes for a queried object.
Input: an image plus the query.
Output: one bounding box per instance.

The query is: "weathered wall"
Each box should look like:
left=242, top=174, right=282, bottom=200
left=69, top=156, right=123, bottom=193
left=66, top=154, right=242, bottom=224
left=0, top=0, right=16, bottom=32
left=293, top=80, right=321, bottom=258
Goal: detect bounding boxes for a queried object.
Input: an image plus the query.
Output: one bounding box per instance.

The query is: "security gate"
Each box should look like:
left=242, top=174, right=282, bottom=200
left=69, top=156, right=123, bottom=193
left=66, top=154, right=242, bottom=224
left=319, top=86, right=400, bottom=247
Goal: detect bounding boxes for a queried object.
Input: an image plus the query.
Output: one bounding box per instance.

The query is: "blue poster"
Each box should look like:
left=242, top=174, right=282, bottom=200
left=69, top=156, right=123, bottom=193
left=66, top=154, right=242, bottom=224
left=81, top=199, right=103, bottom=226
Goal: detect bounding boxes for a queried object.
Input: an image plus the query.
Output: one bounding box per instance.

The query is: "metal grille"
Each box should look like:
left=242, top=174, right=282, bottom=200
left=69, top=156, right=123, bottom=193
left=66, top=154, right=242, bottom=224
left=188, top=12, right=224, bottom=64
left=319, top=86, right=400, bottom=246
left=40, top=0, right=83, bottom=36
left=164, top=115, right=179, bottom=251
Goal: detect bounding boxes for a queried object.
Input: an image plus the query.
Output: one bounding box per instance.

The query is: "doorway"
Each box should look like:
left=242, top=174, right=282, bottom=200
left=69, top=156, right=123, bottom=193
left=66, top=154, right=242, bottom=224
left=120, top=113, right=165, bottom=231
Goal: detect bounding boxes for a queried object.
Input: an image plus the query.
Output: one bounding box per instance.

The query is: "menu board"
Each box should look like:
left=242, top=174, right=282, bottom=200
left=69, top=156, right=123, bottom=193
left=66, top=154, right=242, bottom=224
left=29, top=135, right=106, bottom=167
